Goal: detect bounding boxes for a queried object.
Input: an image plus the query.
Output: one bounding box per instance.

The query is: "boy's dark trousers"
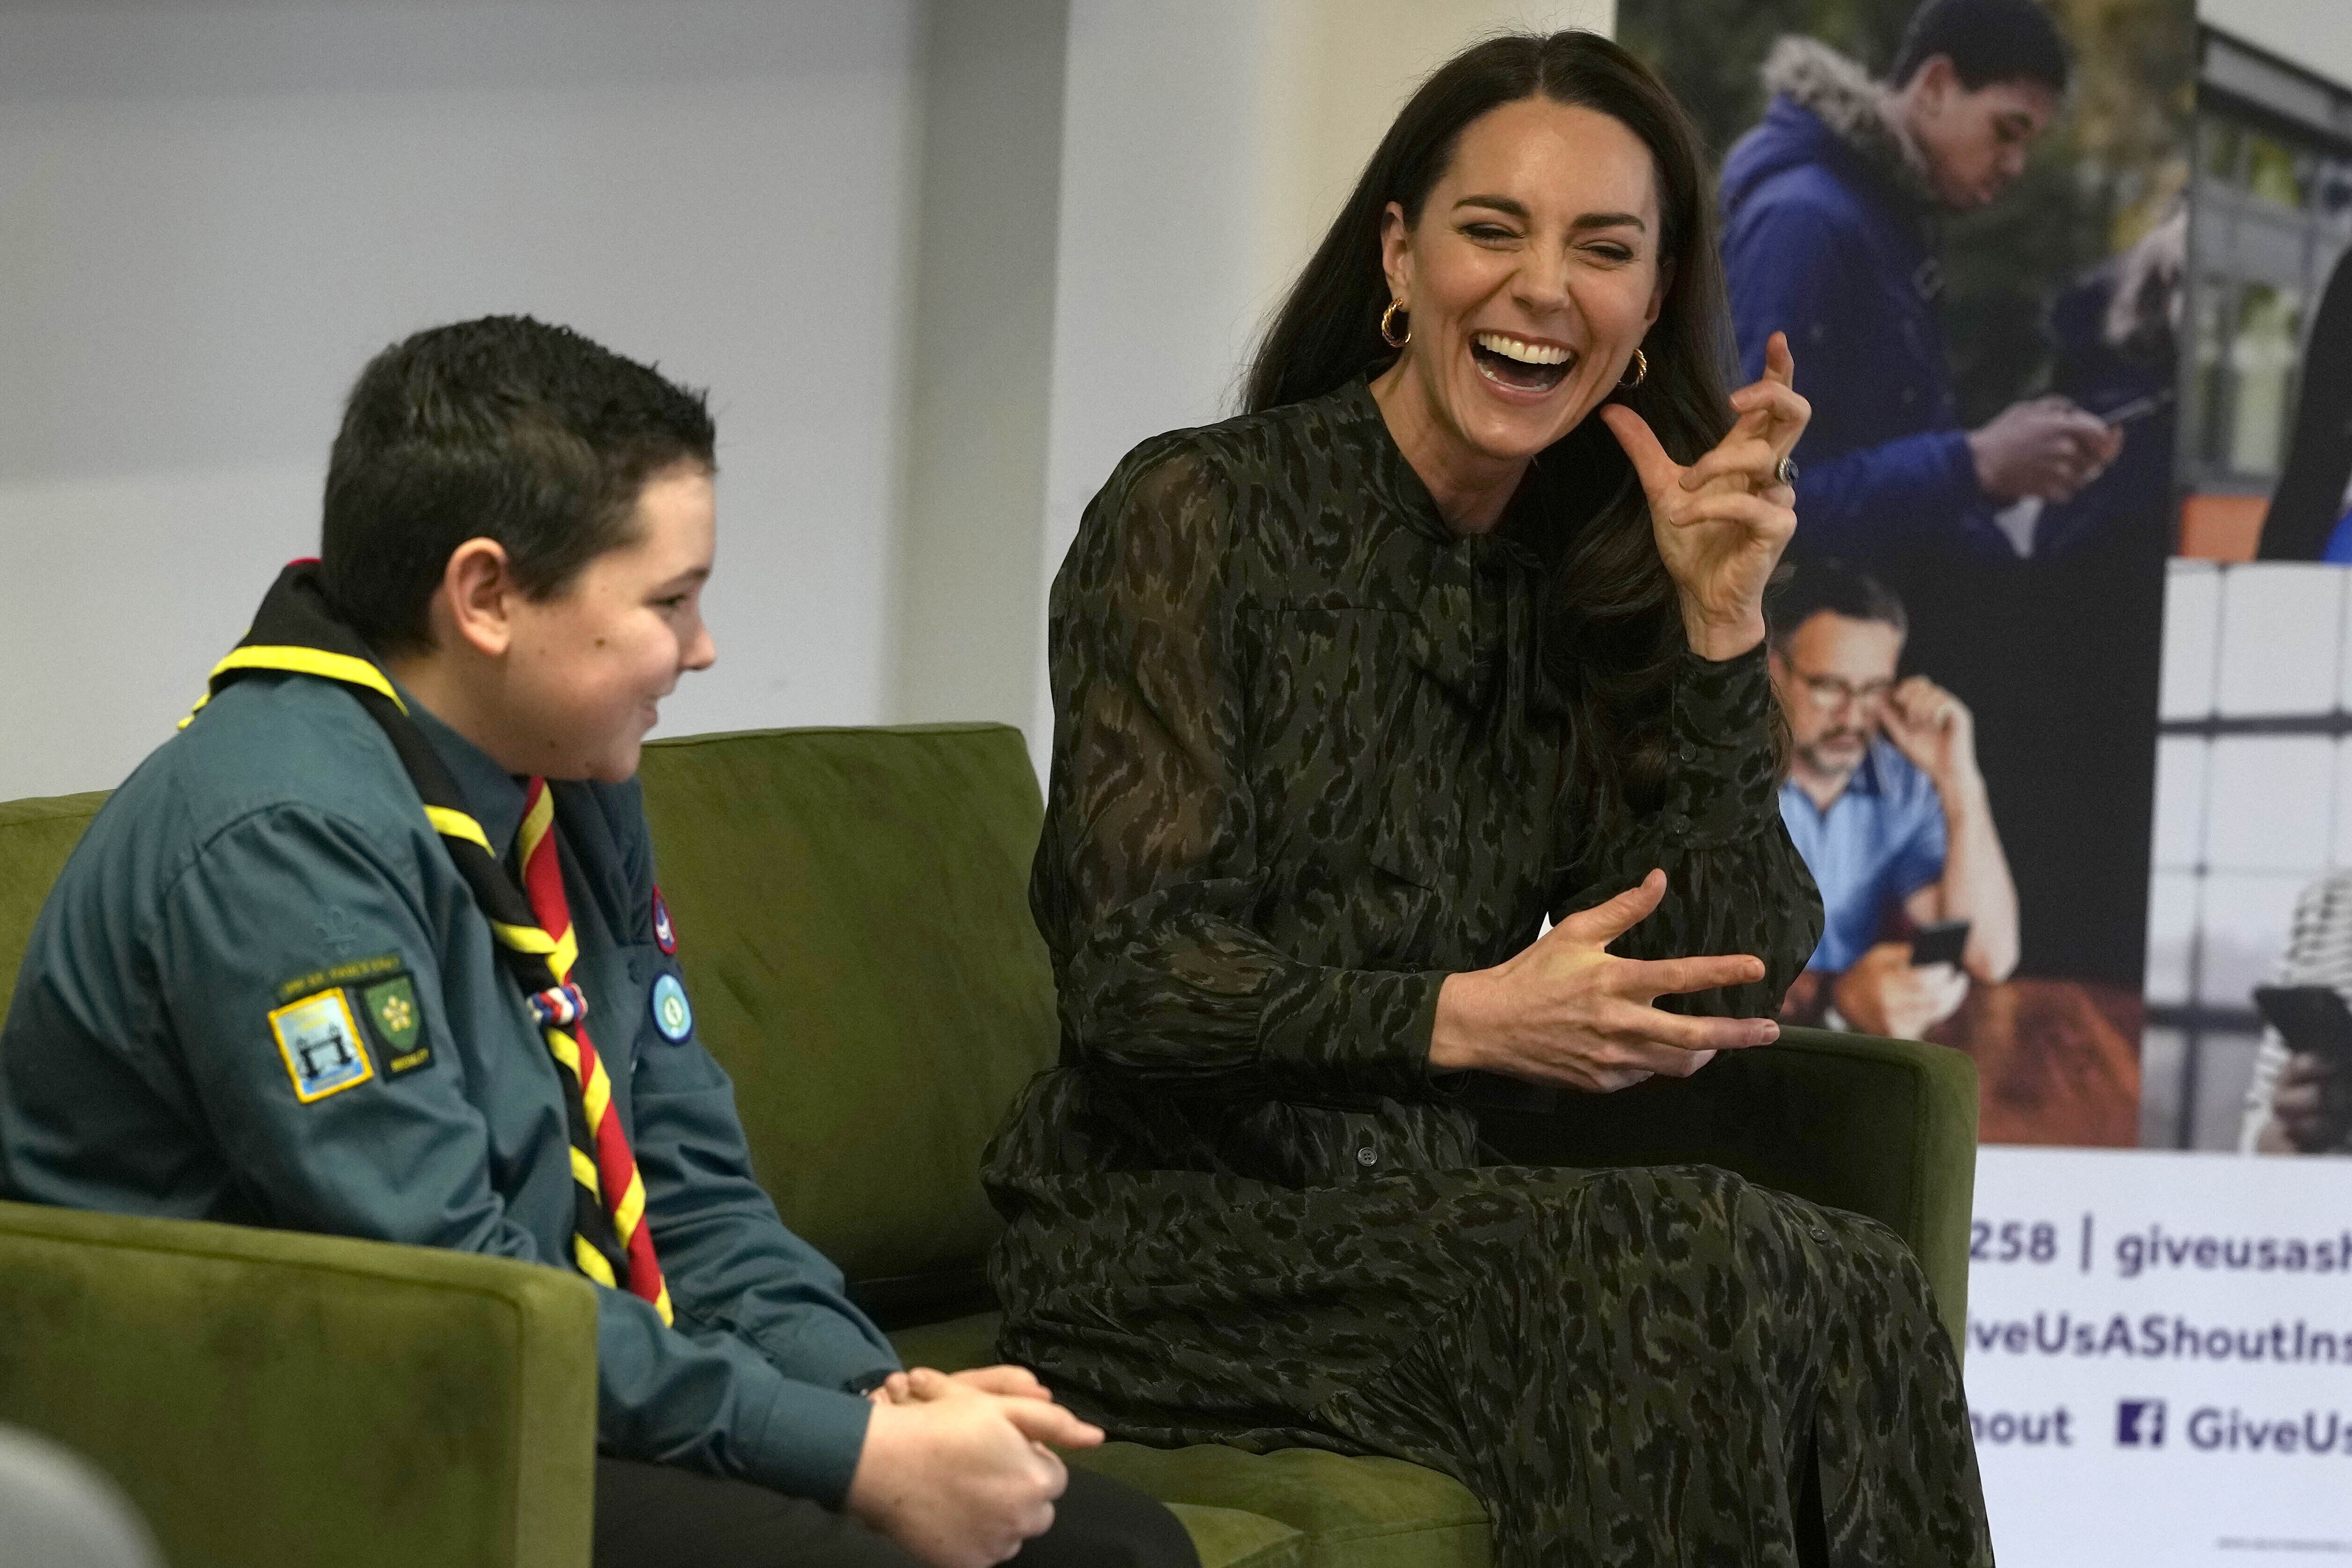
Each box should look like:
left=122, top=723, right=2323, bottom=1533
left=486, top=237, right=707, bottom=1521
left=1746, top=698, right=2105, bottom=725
left=593, top=1457, right=1199, bottom=1568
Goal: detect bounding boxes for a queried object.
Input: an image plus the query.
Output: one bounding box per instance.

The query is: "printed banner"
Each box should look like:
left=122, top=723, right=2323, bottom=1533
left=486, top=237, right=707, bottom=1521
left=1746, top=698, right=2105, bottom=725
left=1606, top=0, right=2352, bottom=1555
left=1967, top=1146, right=2352, bottom=1562
left=1621, top=0, right=2191, bottom=1149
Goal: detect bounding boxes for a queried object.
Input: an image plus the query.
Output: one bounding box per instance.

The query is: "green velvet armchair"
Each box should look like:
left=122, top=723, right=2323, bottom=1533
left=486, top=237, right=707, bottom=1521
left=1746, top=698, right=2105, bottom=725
left=0, top=724, right=1977, bottom=1568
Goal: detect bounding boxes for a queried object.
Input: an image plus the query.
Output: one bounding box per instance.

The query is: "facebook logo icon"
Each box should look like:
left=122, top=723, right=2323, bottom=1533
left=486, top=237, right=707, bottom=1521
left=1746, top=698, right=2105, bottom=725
left=2117, top=1400, right=2166, bottom=1447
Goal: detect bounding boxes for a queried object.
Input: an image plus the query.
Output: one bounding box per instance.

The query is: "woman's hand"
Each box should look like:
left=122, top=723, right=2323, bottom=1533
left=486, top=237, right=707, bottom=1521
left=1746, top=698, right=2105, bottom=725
left=1428, top=870, right=1780, bottom=1092
left=1598, top=331, right=1810, bottom=660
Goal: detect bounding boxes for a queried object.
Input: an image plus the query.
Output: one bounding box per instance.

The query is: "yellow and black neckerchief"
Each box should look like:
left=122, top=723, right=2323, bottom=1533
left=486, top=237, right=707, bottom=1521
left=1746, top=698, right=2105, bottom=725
left=198, top=561, right=667, bottom=1320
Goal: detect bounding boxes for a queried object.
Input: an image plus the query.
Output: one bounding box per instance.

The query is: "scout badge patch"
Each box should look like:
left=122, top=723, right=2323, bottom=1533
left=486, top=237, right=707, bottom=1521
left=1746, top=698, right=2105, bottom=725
left=363, top=974, right=432, bottom=1076
left=270, top=988, right=374, bottom=1103
left=652, top=886, right=677, bottom=954
left=650, top=972, right=694, bottom=1042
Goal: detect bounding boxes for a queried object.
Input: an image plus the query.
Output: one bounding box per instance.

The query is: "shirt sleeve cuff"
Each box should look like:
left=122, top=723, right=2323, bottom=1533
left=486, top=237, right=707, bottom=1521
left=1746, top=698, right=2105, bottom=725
left=745, top=1380, right=874, bottom=1509
left=737, top=1312, right=902, bottom=1395
left=1664, top=643, right=1783, bottom=845
left=1934, top=428, right=1986, bottom=503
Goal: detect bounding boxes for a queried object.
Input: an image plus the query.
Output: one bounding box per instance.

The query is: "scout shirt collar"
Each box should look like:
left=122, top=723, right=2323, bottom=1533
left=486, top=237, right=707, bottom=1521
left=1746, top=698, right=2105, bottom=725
left=394, top=677, right=530, bottom=859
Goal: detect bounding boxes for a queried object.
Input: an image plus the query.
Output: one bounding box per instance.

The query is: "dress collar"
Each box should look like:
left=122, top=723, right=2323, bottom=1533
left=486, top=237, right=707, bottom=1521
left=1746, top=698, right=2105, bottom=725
left=1330, top=378, right=1550, bottom=570
left=1325, top=379, right=1565, bottom=717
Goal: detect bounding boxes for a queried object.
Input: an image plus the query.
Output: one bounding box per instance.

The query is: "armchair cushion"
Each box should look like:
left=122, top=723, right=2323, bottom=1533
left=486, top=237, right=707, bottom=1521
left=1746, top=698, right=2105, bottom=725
left=0, top=1199, right=598, bottom=1568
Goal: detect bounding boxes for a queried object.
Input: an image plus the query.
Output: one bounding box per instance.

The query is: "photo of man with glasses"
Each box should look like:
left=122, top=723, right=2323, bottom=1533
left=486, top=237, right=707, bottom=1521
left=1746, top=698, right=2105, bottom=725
left=1770, top=560, right=2020, bottom=1038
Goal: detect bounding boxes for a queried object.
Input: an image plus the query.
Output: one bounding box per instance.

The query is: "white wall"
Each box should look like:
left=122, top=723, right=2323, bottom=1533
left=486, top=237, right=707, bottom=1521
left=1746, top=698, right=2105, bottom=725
left=1029, top=0, right=1616, bottom=763
left=0, top=0, right=923, bottom=799
left=889, top=0, right=1070, bottom=733
left=2199, top=0, right=2352, bottom=92
left=0, top=0, right=1627, bottom=798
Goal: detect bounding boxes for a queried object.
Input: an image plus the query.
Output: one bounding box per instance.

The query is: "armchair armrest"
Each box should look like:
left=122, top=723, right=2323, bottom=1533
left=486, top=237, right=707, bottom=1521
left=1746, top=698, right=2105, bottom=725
left=0, top=1200, right=598, bottom=1568
left=1472, top=1029, right=1978, bottom=1348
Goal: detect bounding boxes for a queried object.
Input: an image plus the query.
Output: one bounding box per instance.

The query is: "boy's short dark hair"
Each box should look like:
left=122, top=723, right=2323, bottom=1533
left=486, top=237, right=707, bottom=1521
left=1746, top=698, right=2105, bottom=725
left=1890, top=0, right=2071, bottom=95
left=1768, top=559, right=1909, bottom=649
left=321, top=315, right=716, bottom=654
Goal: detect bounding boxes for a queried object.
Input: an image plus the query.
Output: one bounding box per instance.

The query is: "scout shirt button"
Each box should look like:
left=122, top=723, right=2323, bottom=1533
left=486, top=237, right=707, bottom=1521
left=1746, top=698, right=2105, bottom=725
left=1356, top=1144, right=1378, bottom=1168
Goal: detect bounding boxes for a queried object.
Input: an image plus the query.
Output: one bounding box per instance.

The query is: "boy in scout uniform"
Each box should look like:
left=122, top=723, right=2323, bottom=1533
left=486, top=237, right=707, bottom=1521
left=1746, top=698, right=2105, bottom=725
left=0, top=317, right=1193, bottom=1568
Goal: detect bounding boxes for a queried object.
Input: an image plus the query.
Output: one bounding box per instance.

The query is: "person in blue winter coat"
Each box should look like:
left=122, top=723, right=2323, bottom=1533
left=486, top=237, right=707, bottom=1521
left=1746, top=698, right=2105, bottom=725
left=1720, top=0, right=2121, bottom=562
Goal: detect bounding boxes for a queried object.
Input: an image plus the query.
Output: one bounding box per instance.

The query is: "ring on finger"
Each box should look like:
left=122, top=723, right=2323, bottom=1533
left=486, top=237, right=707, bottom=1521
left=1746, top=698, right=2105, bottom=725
left=1774, top=455, right=1798, bottom=486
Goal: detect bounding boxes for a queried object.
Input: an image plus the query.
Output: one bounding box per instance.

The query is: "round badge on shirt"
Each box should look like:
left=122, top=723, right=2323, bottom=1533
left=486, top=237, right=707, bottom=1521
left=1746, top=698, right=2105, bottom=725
left=650, top=972, right=694, bottom=1043
left=651, top=886, right=678, bottom=955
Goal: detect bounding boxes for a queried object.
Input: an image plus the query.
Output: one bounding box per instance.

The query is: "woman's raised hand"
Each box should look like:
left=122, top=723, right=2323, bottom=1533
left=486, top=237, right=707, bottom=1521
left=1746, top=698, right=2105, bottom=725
left=1427, top=870, right=1780, bottom=1092
left=1598, top=331, right=1810, bottom=660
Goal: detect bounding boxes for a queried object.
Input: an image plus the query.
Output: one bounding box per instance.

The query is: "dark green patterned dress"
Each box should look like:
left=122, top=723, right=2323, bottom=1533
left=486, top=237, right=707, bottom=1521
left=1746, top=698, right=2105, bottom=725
left=985, top=381, right=1991, bottom=1566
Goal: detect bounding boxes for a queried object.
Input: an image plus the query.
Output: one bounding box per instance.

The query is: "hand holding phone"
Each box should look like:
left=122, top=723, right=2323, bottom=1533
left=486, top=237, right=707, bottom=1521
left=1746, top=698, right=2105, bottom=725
left=1834, top=941, right=1967, bottom=1038
left=2254, top=986, right=2352, bottom=1152
left=1968, top=398, right=2123, bottom=503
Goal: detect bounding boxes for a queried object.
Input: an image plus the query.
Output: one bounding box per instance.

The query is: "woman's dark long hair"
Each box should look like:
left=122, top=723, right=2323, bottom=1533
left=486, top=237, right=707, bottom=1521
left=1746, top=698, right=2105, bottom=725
left=1243, top=31, right=1738, bottom=820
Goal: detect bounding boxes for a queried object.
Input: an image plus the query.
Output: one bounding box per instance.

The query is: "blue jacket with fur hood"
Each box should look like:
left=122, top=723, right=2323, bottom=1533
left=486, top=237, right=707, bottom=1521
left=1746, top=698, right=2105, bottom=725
left=1720, top=38, right=2005, bottom=560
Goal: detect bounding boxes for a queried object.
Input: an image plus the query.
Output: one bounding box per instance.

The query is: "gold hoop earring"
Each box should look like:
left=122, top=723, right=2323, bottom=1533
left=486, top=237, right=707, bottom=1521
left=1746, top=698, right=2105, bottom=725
left=1380, top=299, right=1411, bottom=348
left=1618, top=348, right=1649, bottom=390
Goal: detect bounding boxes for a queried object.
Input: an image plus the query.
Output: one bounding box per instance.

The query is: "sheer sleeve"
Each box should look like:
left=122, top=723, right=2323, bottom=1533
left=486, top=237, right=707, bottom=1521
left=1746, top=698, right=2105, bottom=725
left=1554, top=646, right=1824, bottom=1017
left=1031, top=443, right=1444, bottom=1098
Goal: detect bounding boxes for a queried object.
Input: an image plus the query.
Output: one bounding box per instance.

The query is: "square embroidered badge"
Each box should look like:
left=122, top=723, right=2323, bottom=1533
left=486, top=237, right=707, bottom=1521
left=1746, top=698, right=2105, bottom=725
left=361, top=974, right=432, bottom=1076
left=269, top=988, right=375, bottom=1103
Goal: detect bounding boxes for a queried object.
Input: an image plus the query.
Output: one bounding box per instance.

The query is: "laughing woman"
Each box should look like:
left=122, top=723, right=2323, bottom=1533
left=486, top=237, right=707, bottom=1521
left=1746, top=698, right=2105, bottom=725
left=985, top=30, right=1991, bottom=1568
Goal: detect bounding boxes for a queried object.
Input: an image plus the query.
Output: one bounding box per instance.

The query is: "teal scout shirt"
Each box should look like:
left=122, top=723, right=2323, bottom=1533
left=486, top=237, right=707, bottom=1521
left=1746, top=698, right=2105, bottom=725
left=0, top=671, right=896, bottom=1504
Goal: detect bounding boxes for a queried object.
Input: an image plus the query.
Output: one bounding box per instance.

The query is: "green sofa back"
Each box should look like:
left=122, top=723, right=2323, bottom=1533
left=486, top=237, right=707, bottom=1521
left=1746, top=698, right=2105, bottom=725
left=2, top=727, right=1966, bottom=1345
left=636, top=724, right=1056, bottom=1322
left=0, top=725, right=1057, bottom=1329
left=0, top=791, right=112, bottom=1029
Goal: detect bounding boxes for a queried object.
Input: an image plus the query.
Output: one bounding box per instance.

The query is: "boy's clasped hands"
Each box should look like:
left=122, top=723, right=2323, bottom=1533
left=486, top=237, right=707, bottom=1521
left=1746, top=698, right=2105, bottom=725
left=849, top=1364, right=1103, bottom=1568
